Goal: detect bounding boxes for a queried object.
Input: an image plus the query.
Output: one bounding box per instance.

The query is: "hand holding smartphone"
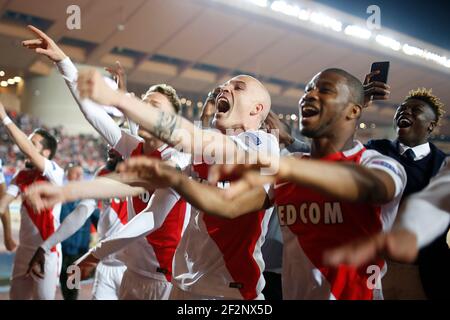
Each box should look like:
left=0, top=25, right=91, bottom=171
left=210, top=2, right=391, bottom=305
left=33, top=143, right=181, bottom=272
left=363, top=61, right=391, bottom=106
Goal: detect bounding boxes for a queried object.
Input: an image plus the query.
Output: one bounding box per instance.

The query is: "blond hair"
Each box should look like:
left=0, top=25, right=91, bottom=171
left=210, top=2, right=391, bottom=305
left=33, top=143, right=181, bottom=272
left=405, top=88, right=446, bottom=124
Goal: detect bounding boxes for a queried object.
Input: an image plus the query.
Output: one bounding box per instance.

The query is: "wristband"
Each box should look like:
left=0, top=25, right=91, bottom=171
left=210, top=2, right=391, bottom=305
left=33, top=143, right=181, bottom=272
left=2, top=116, right=12, bottom=126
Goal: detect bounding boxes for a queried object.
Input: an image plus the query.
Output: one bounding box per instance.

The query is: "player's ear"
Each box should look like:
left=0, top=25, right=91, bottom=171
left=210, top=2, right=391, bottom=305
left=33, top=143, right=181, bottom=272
left=347, top=103, right=362, bottom=120
left=42, top=149, right=51, bottom=159
left=250, top=103, right=264, bottom=116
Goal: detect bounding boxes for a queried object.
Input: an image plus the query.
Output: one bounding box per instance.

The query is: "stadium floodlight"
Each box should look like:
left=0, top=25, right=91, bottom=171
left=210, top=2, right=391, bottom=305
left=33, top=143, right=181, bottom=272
left=246, top=0, right=269, bottom=8
left=1, top=81, right=7, bottom=87
left=7, top=78, right=15, bottom=85
left=14, top=76, right=22, bottom=83
left=344, top=25, right=371, bottom=40
left=0, top=71, right=5, bottom=77
left=221, top=0, right=450, bottom=70
left=403, top=43, right=450, bottom=68
left=271, top=1, right=300, bottom=18
left=298, top=8, right=310, bottom=21
left=309, top=12, right=342, bottom=32
left=375, top=35, right=401, bottom=51
left=402, top=43, right=424, bottom=56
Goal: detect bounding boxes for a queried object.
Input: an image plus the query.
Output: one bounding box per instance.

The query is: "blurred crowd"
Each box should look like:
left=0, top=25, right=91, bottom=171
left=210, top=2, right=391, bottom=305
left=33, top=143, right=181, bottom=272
left=0, top=112, right=106, bottom=178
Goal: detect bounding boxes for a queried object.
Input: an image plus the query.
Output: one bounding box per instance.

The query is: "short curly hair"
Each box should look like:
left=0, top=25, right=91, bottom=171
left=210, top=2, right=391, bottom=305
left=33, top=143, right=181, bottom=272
left=405, top=88, right=446, bottom=124
left=146, top=84, right=181, bottom=114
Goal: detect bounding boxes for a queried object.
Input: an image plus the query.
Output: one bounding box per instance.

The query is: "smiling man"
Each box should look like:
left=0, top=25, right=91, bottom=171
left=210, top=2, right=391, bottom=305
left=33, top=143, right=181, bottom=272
left=113, top=68, right=407, bottom=300
left=365, top=87, right=448, bottom=300
left=0, top=100, right=64, bottom=300
left=366, top=88, right=447, bottom=199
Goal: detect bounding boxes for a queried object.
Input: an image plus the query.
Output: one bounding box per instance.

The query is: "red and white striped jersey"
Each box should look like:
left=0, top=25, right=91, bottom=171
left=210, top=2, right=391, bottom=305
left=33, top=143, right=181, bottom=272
left=57, top=56, right=190, bottom=280
left=6, top=159, right=64, bottom=252
left=271, top=141, right=407, bottom=300
left=114, top=134, right=191, bottom=281
left=172, top=130, right=279, bottom=300
left=96, top=167, right=128, bottom=265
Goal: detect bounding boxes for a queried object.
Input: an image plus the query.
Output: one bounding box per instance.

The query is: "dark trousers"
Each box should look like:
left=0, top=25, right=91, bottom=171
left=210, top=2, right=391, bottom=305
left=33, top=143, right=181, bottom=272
left=262, top=271, right=282, bottom=300
left=59, top=253, right=82, bottom=300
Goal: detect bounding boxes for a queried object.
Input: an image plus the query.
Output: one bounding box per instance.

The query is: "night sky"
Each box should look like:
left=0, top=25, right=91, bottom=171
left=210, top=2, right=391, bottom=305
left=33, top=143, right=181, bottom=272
left=315, top=0, right=450, bottom=51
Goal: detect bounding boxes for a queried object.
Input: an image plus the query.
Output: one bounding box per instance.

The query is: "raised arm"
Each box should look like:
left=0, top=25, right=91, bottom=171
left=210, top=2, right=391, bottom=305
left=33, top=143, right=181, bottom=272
left=277, top=156, right=402, bottom=204
left=22, top=25, right=135, bottom=151
left=77, top=68, right=243, bottom=159
left=25, top=174, right=145, bottom=212
left=222, top=153, right=405, bottom=204
left=0, top=102, right=48, bottom=172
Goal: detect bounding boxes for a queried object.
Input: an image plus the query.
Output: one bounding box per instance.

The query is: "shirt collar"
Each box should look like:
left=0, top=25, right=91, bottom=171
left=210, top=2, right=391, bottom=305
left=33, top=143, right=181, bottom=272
left=398, top=141, right=431, bottom=160
left=342, top=140, right=365, bottom=158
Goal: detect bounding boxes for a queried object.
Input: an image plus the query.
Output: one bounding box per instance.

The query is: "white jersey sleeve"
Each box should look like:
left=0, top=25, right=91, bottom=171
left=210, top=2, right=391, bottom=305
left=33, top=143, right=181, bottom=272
left=395, top=162, right=450, bottom=248
left=360, top=149, right=407, bottom=199
left=40, top=199, right=97, bottom=252
left=232, top=130, right=280, bottom=178
left=91, top=210, right=155, bottom=260
left=0, top=159, right=5, bottom=184
left=43, top=159, right=65, bottom=186
left=91, top=187, right=180, bottom=260
left=56, top=57, right=128, bottom=149
left=231, top=130, right=280, bottom=156
left=112, top=130, right=142, bottom=159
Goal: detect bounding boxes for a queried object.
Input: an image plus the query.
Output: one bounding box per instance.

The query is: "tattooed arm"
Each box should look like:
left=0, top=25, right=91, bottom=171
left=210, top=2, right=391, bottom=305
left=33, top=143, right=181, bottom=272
left=77, top=68, right=242, bottom=160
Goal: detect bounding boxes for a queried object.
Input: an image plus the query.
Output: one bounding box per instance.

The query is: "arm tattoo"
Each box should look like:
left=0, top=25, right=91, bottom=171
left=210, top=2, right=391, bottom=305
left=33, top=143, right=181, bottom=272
left=154, top=111, right=181, bottom=145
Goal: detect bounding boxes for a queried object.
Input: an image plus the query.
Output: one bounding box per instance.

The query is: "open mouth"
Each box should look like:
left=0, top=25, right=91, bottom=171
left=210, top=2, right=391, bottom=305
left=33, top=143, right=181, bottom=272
left=301, top=104, right=320, bottom=118
left=397, top=116, right=412, bottom=128
left=217, top=97, right=231, bottom=113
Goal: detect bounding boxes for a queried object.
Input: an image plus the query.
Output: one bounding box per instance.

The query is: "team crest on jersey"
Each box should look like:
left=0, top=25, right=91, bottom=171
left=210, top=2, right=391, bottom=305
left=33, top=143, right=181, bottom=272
left=277, top=202, right=344, bottom=226
left=244, top=132, right=262, bottom=146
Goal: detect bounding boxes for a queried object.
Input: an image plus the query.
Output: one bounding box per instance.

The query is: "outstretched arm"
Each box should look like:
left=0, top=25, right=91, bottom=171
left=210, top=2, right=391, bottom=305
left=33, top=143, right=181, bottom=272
left=87, top=187, right=183, bottom=260
left=119, top=157, right=270, bottom=219
left=277, top=157, right=402, bottom=204
left=75, top=187, right=179, bottom=263
left=394, top=163, right=450, bottom=248
left=220, top=154, right=405, bottom=204
left=323, top=162, right=450, bottom=267
left=28, top=199, right=97, bottom=278
left=41, top=199, right=97, bottom=252
left=25, top=174, right=146, bottom=212
left=22, top=25, right=139, bottom=154
left=0, top=102, right=48, bottom=172
left=76, top=69, right=244, bottom=160
left=72, top=209, right=156, bottom=272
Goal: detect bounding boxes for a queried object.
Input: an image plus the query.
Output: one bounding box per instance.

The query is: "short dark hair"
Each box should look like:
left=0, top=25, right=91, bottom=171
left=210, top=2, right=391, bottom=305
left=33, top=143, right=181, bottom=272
left=146, top=84, right=181, bottom=114
left=33, top=128, right=57, bottom=160
left=405, top=88, right=446, bottom=124
left=323, top=68, right=365, bottom=106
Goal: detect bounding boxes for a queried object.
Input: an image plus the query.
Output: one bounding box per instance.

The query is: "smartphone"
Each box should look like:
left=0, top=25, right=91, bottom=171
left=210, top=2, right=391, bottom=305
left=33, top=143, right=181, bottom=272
left=370, top=61, right=390, bottom=83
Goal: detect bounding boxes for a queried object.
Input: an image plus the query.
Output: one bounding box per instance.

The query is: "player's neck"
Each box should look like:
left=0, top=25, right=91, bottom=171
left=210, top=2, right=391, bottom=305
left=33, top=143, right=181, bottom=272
left=310, top=134, right=355, bottom=159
